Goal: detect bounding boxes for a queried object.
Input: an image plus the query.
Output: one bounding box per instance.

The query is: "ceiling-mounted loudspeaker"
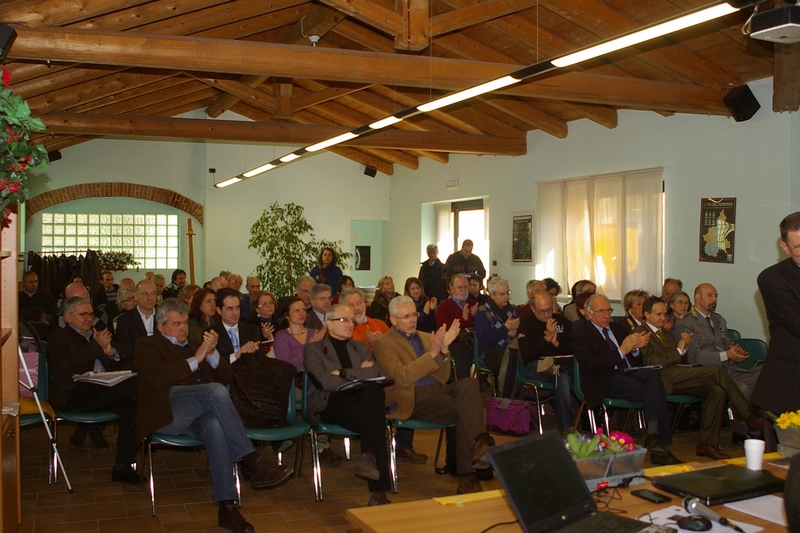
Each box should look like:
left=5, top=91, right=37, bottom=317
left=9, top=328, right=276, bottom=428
left=0, top=23, right=17, bottom=60
left=364, top=166, right=377, bottom=178
left=723, top=85, right=760, bottom=122
left=47, top=150, right=62, bottom=163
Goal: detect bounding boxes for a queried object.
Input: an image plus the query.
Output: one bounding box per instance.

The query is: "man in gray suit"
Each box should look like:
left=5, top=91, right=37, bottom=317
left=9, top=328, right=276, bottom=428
left=303, top=304, right=391, bottom=506
left=676, top=283, right=761, bottom=397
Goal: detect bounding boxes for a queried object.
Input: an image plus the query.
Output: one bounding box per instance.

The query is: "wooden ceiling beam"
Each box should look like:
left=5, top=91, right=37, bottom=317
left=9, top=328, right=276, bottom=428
left=36, top=112, right=525, bottom=154
left=67, top=78, right=196, bottom=113
left=431, top=0, right=537, bottom=37
left=482, top=96, right=567, bottom=138
left=773, top=42, right=800, bottom=112
left=13, top=64, right=126, bottom=100
left=26, top=70, right=182, bottom=114
left=333, top=18, right=396, bottom=53
left=318, top=0, right=402, bottom=36
left=560, top=102, right=618, bottom=130
left=395, top=0, right=429, bottom=51
left=70, top=0, right=231, bottom=32
left=0, top=0, right=151, bottom=27
left=194, top=77, right=278, bottom=113
left=539, top=0, right=742, bottom=88
left=9, top=26, right=730, bottom=113
left=293, top=83, right=372, bottom=111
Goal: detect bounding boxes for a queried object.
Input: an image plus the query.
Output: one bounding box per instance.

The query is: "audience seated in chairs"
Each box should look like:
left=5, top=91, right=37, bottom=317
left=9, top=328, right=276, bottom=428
left=475, top=276, right=520, bottom=379
left=135, top=298, right=293, bottom=533
left=435, top=274, right=478, bottom=380
left=617, top=289, right=649, bottom=332
left=304, top=303, right=392, bottom=506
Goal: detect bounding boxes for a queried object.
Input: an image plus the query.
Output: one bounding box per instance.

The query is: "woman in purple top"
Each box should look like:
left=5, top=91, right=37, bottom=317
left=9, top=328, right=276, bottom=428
left=273, top=296, right=325, bottom=372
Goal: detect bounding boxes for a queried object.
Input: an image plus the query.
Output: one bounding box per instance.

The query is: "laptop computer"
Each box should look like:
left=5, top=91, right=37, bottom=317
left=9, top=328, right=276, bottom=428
left=486, top=430, right=674, bottom=533
left=651, top=464, right=784, bottom=505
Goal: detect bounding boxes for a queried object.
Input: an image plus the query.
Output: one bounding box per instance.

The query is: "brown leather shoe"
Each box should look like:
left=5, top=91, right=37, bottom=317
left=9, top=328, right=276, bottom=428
left=89, top=430, right=110, bottom=450
left=218, top=501, right=254, bottom=533
left=318, top=447, right=344, bottom=467
left=649, top=448, right=683, bottom=466
left=69, top=426, right=87, bottom=449
left=354, top=453, right=380, bottom=481
left=472, top=432, right=495, bottom=469
left=249, top=458, right=293, bottom=489
left=396, top=448, right=427, bottom=464
left=368, top=491, right=391, bottom=506
left=457, top=474, right=484, bottom=494
left=696, top=443, right=731, bottom=460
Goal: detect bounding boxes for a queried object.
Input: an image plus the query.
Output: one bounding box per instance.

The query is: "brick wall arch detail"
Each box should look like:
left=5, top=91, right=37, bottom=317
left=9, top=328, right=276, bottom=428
left=25, top=183, right=204, bottom=225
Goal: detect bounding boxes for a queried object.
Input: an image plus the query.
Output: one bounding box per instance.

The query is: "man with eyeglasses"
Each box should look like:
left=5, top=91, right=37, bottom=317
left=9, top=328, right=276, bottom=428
left=48, top=296, right=140, bottom=484
left=374, top=295, right=494, bottom=495
left=518, top=291, right=575, bottom=436
left=573, top=294, right=681, bottom=465
left=435, top=273, right=479, bottom=379
left=475, top=276, right=519, bottom=378
left=304, top=304, right=392, bottom=506
left=305, top=284, right=332, bottom=330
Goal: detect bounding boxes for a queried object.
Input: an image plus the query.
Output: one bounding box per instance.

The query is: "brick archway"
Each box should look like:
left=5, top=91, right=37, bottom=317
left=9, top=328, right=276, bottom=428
left=25, top=183, right=204, bottom=225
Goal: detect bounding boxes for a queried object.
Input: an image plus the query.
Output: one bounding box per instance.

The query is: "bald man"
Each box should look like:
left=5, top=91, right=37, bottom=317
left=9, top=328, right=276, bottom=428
left=114, top=280, right=158, bottom=358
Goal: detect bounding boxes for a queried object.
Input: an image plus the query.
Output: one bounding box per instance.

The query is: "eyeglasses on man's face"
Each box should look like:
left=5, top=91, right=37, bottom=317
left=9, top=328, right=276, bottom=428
left=329, top=317, right=357, bottom=325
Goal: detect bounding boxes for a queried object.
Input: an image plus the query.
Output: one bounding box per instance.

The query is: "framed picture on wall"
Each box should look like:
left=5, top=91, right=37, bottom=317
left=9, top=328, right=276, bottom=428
left=355, top=246, right=371, bottom=270
left=512, top=212, right=534, bottom=264
left=699, top=197, right=736, bottom=264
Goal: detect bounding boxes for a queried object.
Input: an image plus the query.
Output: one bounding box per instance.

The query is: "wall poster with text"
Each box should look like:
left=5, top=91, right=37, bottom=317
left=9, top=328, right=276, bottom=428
left=699, top=197, right=736, bottom=264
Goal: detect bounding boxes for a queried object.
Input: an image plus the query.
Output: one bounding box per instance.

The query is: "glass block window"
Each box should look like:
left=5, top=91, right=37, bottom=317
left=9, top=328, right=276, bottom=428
left=41, top=212, right=179, bottom=269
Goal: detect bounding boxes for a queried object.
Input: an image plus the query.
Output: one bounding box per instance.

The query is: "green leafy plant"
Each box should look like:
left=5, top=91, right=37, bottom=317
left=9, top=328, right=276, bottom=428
left=248, top=201, right=352, bottom=297
left=1, top=67, right=48, bottom=225
left=97, top=250, right=140, bottom=271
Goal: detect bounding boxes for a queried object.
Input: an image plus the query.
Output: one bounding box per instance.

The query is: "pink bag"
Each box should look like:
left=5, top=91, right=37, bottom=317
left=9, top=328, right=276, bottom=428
left=485, top=396, right=536, bottom=436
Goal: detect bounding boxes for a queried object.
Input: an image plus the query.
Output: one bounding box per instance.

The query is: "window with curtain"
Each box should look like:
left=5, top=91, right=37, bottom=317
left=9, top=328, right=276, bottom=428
left=535, top=168, right=663, bottom=301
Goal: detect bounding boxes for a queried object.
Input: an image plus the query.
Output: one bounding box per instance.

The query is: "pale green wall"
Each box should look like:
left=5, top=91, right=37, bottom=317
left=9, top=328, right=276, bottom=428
left=385, top=78, right=796, bottom=339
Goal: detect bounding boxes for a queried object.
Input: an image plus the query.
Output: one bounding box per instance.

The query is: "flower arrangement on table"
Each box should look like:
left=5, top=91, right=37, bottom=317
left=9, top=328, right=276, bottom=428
left=0, top=67, right=48, bottom=225
left=566, top=429, right=638, bottom=459
left=773, top=410, right=800, bottom=449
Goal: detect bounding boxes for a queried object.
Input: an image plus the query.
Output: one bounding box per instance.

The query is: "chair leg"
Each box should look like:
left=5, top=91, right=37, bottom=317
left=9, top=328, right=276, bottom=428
left=602, top=405, right=611, bottom=434
left=233, top=463, right=241, bottom=508
left=52, top=419, right=59, bottom=484
left=343, top=436, right=351, bottom=460
left=433, top=428, right=446, bottom=470
left=293, top=436, right=304, bottom=479
left=588, top=408, right=597, bottom=434
left=671, top=405, right=687, bottom=435
left=388, top=423, right=398, bottom=494
left=310, top=430, right=323, bottom=501
left=147, top=439, right=156, bottom=516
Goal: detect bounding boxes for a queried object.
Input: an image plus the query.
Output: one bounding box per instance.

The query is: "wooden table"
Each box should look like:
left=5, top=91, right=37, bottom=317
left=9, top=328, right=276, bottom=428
left=347, top=461, right=789, bottom=533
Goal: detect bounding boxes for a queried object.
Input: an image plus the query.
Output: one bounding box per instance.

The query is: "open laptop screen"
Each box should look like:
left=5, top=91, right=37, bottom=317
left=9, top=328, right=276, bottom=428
left=487, top=430, right=596, bottom=532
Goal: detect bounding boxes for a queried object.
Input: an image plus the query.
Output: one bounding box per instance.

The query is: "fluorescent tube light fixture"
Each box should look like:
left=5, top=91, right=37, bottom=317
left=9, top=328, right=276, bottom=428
left=417, top=76, right=520, bottom=112
left=369, top=116, right=403, bottom=129
left=242, top=163, right=276, bottom=178
left=215, top=176, right=242, bottom=188
left=552, top=4, right=739, bottom=67
left=306, top=132, right=359, bottom=152
left=280, top=153, right=301, bottom=163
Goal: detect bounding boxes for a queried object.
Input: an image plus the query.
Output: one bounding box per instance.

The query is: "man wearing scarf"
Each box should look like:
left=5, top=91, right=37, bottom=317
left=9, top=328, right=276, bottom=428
left=475, top=276, right=520, bottom=378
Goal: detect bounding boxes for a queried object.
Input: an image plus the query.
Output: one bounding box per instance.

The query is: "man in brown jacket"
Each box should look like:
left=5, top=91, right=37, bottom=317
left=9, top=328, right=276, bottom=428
left=135, top=298, right=293, bottom=533
left=373, top=295, right=493, bottom=495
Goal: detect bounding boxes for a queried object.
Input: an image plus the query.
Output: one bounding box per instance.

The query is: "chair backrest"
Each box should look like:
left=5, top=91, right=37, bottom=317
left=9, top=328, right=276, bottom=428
left=470, top=328, right=480, bottom=365
left=287, top=384, right=302, bottom=424
left=727, top=328, right=742, bottom=340
left=735, top=338, right=767, bottom=370
left=572, top=359, right=585, bottom=401
left=300, top=371, right=310, bottom=421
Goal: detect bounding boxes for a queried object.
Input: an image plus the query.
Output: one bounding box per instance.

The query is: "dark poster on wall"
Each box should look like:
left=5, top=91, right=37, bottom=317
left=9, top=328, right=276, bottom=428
left=699, top=197, right=736, bottom=264
left=355, top=246, right=371, bottom=270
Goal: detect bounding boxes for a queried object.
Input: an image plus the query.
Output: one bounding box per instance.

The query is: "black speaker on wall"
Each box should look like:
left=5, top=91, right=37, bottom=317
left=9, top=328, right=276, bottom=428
left=47, top=150, right=62, bottom=163
left=0, top=23, right=17, bottom=60
left=364, top=166, right=377, bottom=178
left=723, top=85, right=760, bottom=122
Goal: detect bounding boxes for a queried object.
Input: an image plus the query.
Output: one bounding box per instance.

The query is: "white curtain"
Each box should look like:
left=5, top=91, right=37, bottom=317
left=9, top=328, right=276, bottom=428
left=536, top=168, right=663, bottom=300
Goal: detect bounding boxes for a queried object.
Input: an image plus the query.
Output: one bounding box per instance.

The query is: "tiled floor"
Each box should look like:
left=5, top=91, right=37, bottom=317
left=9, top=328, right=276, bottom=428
left=19, top=406, right=743, bottom=533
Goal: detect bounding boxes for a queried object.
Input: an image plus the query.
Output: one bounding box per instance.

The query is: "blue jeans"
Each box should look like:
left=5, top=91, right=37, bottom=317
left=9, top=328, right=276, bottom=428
left=157, top=383, right=253, bottom=502
left=525, top=360, right=574, bottom=432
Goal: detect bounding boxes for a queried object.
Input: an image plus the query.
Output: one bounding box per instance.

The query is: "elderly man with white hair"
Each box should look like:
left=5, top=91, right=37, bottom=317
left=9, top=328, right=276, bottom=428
left=475, top=276, right=520, bottom=378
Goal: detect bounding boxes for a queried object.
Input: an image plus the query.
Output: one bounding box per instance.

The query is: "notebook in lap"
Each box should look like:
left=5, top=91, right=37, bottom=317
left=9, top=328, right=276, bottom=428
left=651, top=464, right=784, bottom=505
left=486, top=430, right=674, bottom=533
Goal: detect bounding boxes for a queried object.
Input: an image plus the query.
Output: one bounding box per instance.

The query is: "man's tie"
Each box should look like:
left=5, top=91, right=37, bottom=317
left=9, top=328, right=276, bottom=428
left=656, top=329, right=669, bottom=348
left=706, top=315, right=714, bottom=332
left=604, top=327, right=631, bottom=368
left=229, top=327, right=239, bottom=352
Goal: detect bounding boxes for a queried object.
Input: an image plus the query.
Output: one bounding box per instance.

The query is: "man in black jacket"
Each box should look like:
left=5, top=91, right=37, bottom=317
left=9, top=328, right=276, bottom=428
left=114, top=279, right=157, bottom=357
left=210, top=288, right=263, bottom=364
left=572, top=294, right=680, bottom=465
left=418, top=244, right=448, bottom=302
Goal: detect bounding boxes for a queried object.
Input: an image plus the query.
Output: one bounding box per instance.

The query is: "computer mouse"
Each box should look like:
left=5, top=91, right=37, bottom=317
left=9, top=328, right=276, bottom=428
left=676, top=515, right=712, bottom=531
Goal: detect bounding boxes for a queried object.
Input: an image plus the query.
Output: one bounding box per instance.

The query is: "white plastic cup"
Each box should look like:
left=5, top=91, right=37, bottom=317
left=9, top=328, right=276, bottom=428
left=744, top=439, right=765, bottom=470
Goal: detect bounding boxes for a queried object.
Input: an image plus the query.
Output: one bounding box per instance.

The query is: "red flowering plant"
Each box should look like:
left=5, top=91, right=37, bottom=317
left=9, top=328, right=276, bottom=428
left=1, top=66, right=48, bottom=225
left=565, top=428, right=638, bottom=459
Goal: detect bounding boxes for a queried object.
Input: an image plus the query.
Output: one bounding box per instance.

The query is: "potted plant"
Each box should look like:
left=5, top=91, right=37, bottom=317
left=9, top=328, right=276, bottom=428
left=97, top=250, right=140, bottom=271
left=1, top=67, right=48, bottom=226
left=566, top=429, right=646, bottom=489
left=773, top=410, right=800, bottom=452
